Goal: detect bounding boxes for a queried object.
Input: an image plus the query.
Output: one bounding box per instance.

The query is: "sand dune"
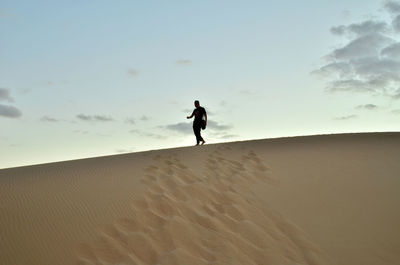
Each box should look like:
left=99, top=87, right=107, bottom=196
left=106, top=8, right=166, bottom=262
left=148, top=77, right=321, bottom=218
left=1, top=132, right=399, bottom=265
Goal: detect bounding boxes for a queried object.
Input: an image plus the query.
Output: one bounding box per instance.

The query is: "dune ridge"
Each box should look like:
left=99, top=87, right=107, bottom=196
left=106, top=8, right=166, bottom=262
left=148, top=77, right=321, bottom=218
left=1, top=132, right=399, bottom=265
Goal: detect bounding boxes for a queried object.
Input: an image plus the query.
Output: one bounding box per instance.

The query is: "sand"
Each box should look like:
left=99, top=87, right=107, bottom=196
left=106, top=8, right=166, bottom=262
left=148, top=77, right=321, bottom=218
left=0, top=132, right=399, bottom=265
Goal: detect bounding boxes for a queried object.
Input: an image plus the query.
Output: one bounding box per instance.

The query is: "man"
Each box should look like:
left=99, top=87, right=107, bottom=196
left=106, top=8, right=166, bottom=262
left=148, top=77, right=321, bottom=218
left=187, top=100, right=207, bottom=145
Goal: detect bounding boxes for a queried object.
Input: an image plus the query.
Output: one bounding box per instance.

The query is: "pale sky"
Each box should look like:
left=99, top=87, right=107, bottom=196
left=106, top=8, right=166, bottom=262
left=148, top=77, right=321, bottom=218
left=1, top=0, right=400, bottom=169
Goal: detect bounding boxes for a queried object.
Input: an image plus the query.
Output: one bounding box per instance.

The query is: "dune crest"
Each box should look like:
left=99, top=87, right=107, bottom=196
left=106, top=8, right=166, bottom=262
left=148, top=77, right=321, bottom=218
left=2, top=133, right=399, bottom=265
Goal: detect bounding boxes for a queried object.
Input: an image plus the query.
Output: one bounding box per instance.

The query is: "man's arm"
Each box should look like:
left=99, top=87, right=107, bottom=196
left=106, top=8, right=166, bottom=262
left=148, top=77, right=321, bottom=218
left=204, top=111, right=207, bottom=124
left=187, top=111, right=194, bottom=119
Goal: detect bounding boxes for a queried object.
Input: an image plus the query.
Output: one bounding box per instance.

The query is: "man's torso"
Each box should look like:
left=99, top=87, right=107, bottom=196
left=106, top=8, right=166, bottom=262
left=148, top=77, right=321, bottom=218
left=192, top=107, right=206, bottom=124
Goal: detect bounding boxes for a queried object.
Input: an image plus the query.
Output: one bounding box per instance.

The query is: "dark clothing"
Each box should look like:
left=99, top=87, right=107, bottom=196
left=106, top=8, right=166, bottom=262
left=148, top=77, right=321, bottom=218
left=193, top=123, right=204, bottom=144
left=192, top=107, right=206, bottom=124
left=191, top=107, right=206, bottom=144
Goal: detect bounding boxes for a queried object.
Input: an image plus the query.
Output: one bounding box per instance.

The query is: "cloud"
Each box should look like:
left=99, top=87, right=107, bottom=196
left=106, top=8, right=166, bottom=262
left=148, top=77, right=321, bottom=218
left=313, top=62, right=352, bottom=79
left=125, top=116, right=150, bottom=124
left=130, top=129, right=167, bottom=139
left=76, top=114, right=114, bottom=122
left=219, top=134, right=239, bottom=139
left=140, top=115, right=150, bottom=121
left=0, top=88, right=14, bottom=102
left=163, top=120, right=233, bottom=135
left=214, top=133, right=239, bottom=139
left=381, top=42, right=400, bottom=59
left=330, top=26, right=346, bottom=35
left=333, top=114, right=358, bottom=120
left=330, top=21, right=389, bottom=37
left=164, top=122, right=193, bottom=135
left=208, top=131, right=239, bottom=140
left=183, top=108, right=214, bottom=115
left=331, top=33, right=394, bottom=60
left=341, top=10, right=351, bottom=19
left=392, top=15, right=400, bottom=32
left=76, top=114, right=91, bottom=121
left=390, top=109, right=400, bottom=114
left=0, top=104, right=22, bottom=118
left=125, top=117, right=135, bottom=124
left=115, top=147, right=135, bottom=154
left=239, top=89, right=259, bottom=95
left=93, top=115, right=113, bottom=121
left=313, top=3, right=400, bottom=99
left=40, top=116, right=59, bottom=122
left=355, top=104, right=378, bottom=110
left=384, top=1, right=400, bottom=31
left=384, top=1, right=400, bottom=13
left=176, top=59, right=192, bottom=65
left=207, top=120, right=233, bottom=130
left=16, top=88, right=31, bottom=94
left=127, top=68, right=138, bottom=77
left=0, top=88, right=22, bottom=118
left=73, top=129, right=89, bottom=134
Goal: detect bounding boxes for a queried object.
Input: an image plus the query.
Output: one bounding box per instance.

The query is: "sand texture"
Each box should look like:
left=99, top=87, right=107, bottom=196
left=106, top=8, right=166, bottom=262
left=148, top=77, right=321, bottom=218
left=1, top=132, right=399, bottom=265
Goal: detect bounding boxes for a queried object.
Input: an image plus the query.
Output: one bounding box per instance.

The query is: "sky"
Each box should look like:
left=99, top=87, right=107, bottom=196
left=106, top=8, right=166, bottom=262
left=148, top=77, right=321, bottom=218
left=1, top=0, right=400, bottom=169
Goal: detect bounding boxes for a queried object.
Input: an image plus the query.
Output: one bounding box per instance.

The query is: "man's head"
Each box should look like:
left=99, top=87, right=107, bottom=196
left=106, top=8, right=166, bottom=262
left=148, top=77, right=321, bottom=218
left=194, top=100, right=200, bottom=108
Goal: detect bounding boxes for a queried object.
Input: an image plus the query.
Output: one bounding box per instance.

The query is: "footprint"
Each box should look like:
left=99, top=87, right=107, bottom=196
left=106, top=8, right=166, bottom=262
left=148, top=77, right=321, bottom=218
left=76, top=150, right=319, bottom=265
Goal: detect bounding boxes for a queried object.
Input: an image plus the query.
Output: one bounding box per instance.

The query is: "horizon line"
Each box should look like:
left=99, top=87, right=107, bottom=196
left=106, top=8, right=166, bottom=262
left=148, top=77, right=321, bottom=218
left=1, top=131, right=399, bottom=170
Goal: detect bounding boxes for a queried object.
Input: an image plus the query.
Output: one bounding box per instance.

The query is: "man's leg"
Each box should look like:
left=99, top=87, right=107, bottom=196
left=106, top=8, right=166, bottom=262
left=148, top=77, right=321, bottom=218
left=193, top=126, right=200, bottom=145
left=198, top=130, right=205, bottom=145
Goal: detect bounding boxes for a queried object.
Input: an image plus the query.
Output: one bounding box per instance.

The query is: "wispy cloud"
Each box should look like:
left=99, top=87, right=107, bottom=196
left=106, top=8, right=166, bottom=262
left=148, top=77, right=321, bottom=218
left=330, top=20, right=389, bottom=37
left=211, top=132, right=239, bottom=139
left=0, top=104, right=22, bottom=118
left=73, top=129, right=90, bottom=134
left=16, top=88, right=31, bottom=95
left=183, top=108, right=214, bottom=115
left=207, top=120, right=233, bottom=130
left=390, top=109, right=400, bottom=114
left=239, top=89, right=259, bottom=95
left=341, top=10, right=351, bottom=19
left=0, top=88, right=14, bottom=102
left=0, top=88, right=22, bottom=118
left=125, top=117, right=135, bottom=124
left=40, top=116, right=59, bottom=122
left=130, top=129, right=167, bottom=139
left=333, top=114, right=358, bottom=120
left=355, top=104, right=378, bottom=110
left=219, top=134, right=239, bottom=139
left=76, top=114, right=114, bottom=122
left=127, top=68, right=139, bottom=77
left=384, top=1, right=400, bottom=14
left=125, top=116, right=150, bottom=124
left=163, top=122, right=193, bottom=135
left=163, top=120, right=233, bottom=135
left=312, top=1, right=400, bottom=99
left=140, top=115, right=150, bottom=121
left=176, top=59, right=192, bottom=65
left=115, top=147, right=136, bottom=154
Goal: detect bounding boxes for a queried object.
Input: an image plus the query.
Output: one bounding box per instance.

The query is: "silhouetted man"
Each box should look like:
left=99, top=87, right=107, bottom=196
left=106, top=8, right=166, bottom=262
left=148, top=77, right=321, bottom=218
left=187, top=100, right=207, bottom=145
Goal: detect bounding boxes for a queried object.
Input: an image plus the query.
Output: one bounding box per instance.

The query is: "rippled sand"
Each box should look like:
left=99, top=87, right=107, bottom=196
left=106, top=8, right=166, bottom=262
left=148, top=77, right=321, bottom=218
left=1, top=132, right=399, bottom=265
